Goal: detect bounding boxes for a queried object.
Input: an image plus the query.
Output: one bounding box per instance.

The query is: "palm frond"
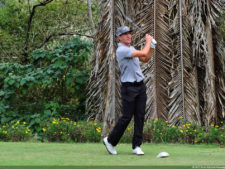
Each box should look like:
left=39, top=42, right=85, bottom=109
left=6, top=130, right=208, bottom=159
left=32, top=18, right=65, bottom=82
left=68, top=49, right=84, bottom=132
left=86, top=0, right=225, bottom=131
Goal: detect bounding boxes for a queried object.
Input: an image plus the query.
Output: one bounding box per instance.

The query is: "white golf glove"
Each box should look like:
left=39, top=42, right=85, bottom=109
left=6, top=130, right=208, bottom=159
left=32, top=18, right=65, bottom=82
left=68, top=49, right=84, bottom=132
left=150, top=38, right=157, bottom=48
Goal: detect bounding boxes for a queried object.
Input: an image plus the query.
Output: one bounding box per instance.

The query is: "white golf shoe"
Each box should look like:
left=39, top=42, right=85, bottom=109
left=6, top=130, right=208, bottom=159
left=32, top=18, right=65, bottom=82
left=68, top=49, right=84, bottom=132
left=132, top=146, right=144, bottom=155
left=103, top=137, right=117, bottom=155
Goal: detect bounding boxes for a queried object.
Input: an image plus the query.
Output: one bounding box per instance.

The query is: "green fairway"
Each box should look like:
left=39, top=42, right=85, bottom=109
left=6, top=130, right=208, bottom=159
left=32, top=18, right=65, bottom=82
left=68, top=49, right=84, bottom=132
left=0, top=142, right=225, bottom=167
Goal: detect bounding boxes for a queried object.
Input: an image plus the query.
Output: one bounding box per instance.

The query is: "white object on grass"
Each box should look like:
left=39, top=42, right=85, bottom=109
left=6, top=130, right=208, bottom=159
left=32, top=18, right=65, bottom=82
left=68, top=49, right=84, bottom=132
left=157, top=152, right=169, bottom=158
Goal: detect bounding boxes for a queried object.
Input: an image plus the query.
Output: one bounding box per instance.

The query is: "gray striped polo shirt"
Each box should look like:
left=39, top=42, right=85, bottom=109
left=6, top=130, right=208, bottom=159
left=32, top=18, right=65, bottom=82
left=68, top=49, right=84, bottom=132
left=116, top=43, right=144, bottom=83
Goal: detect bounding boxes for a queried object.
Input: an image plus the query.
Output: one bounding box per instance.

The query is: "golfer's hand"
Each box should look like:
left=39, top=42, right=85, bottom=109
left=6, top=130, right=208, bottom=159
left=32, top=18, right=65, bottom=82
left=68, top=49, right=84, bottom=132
left=145, top=34, right=153, bottom=44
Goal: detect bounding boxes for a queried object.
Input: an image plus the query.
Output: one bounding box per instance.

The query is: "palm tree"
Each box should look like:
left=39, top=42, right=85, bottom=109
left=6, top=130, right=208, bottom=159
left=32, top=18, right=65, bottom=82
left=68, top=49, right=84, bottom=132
left=86, top=0, right=225, bottom=133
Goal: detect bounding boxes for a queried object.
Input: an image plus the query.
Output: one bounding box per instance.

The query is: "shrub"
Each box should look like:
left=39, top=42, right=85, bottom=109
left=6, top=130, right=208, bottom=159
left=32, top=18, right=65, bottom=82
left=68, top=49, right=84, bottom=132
left=42, top=118, right=103, bottom=142
left=0, top=125, right=9, bottom=141
left=0, top=37, right=92, bottom=134
left=1, top=119, right=225, bottom=145
left=0, top=121, right=31, bottom=141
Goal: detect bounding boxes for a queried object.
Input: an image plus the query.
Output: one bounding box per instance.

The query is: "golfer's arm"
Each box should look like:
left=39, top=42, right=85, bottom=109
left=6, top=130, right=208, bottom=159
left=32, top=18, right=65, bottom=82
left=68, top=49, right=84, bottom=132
left=131, top=43, right=153, bottom=63
left=140, top=48, right=154, bottom=63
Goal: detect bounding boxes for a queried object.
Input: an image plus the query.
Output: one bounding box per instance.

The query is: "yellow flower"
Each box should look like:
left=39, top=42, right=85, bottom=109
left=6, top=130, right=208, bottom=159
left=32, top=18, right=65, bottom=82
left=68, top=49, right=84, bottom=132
left=42, top=128, right=46, bottom=132
left=187, top=126, right=190, bottom=129
left=221, top=121, right=223, bottom=124
left=221, top=134, right=223, bottom=137
left=16, top=121, right=20, bottom=124
left=101, top=134, right=103, bottom=137
left=216, top=125, right=219, bottom=128
left=194, top=140, right=197, bottom=143
left=11, top=126, right=15, bottom=129
left=210, top=124, right=214, bottom=127
left=25, top=131, right=29, bottom=134
left=3, top=131, right=7, bottom=134
left=60, top=131, right=63, bottom=134
left=179, top=116, right=183, bottom=119
left=52, top=121, right=57, bottom=124
left=194, top=129, right=197, bottom=132
left=180, top=130, right=183, bottom=133
left=172, top=125, right=176, bottom=128
left=186, top=130, right=188, bottom=132
left=96, top=127, right=101, bottom=133
left=3, top=125, right=5, bottom=128
left=165, top=121, right=168, bottom=123
left=74, top=122, right=77, bottom=126
left=94, top=123, right=97, bottom=126
left=128, top=127, right=130, bottom=131
left=23, top=122, right=26, bottom=125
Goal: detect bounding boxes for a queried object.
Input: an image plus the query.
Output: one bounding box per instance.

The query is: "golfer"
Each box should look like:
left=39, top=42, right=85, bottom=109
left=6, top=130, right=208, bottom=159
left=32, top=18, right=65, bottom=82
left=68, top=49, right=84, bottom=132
left=103, top=26, right=154, bottom=155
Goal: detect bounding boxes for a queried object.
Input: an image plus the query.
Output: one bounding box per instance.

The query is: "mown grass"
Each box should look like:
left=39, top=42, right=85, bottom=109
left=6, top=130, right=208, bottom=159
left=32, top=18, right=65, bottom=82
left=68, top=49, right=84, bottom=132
left=0, top=142, right=224, bottom=167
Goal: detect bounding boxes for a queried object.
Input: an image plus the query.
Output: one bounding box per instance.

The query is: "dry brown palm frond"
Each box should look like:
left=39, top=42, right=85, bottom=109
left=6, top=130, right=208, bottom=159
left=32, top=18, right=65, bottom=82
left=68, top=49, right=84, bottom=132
left=168, top=0, right=201, bottom=126
left=86, top=0, right=225, bottom=131
left=86, top=0, right=118, bottom=127
left=211, top=1, right=225, bottom=120
left=189, top=0, right=218, bottom=126
left=141, top=0, right=172, bottom=122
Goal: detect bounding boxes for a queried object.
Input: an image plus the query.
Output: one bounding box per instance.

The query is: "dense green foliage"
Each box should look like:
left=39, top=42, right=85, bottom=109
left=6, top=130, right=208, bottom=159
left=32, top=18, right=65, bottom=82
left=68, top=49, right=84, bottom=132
left=0, top=0, right=99, bottom=60
left=0, top=37, right=92, bottom=134
left=0, top=0, right=97, bottom=135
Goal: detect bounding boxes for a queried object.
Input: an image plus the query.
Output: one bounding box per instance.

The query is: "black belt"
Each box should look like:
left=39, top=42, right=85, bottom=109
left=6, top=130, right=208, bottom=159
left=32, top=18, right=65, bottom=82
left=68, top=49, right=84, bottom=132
left=122, top=80, right=143, bottom=87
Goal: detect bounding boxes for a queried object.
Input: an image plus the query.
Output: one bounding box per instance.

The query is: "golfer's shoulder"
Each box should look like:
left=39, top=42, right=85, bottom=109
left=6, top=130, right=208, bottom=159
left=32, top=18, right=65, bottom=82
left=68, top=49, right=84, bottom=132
left=116, top=45, right=135, bottom=57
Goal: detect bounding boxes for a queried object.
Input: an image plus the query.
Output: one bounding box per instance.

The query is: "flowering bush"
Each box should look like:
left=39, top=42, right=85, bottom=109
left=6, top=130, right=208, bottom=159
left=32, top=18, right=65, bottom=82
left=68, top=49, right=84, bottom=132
left=142, top=118, right=225, bottom=145
left=0, top=121, right=31, bottom=141
left=0, top=126, right=9, bottom=141
left=0, top=118, right=225, bottom=145
left=41, top=118, right=103, bottom=142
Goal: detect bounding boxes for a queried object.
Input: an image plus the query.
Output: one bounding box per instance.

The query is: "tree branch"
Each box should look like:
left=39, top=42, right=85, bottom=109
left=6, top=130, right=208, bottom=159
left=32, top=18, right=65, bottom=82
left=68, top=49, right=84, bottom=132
left=87, top=0, right=96, bottom=34
left=24, top=0, right=53, bottom=61
left=39, top=32, right=95, bottom=48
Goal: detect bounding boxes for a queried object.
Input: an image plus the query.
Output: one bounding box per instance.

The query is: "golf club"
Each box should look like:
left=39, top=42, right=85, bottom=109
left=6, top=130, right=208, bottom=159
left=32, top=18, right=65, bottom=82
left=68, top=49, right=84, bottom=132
left=122, top=14, right=157, bottom=48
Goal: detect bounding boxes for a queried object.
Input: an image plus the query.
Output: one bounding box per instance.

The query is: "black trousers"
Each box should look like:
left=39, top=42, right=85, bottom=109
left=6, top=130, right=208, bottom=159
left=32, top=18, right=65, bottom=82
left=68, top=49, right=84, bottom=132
left=108, top=81, right=147, bottom=149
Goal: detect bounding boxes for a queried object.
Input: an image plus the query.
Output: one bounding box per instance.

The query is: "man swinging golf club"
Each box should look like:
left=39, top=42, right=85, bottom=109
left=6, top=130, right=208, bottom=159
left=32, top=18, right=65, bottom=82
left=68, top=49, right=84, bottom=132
left=103, top=26, right=155, bottom=155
